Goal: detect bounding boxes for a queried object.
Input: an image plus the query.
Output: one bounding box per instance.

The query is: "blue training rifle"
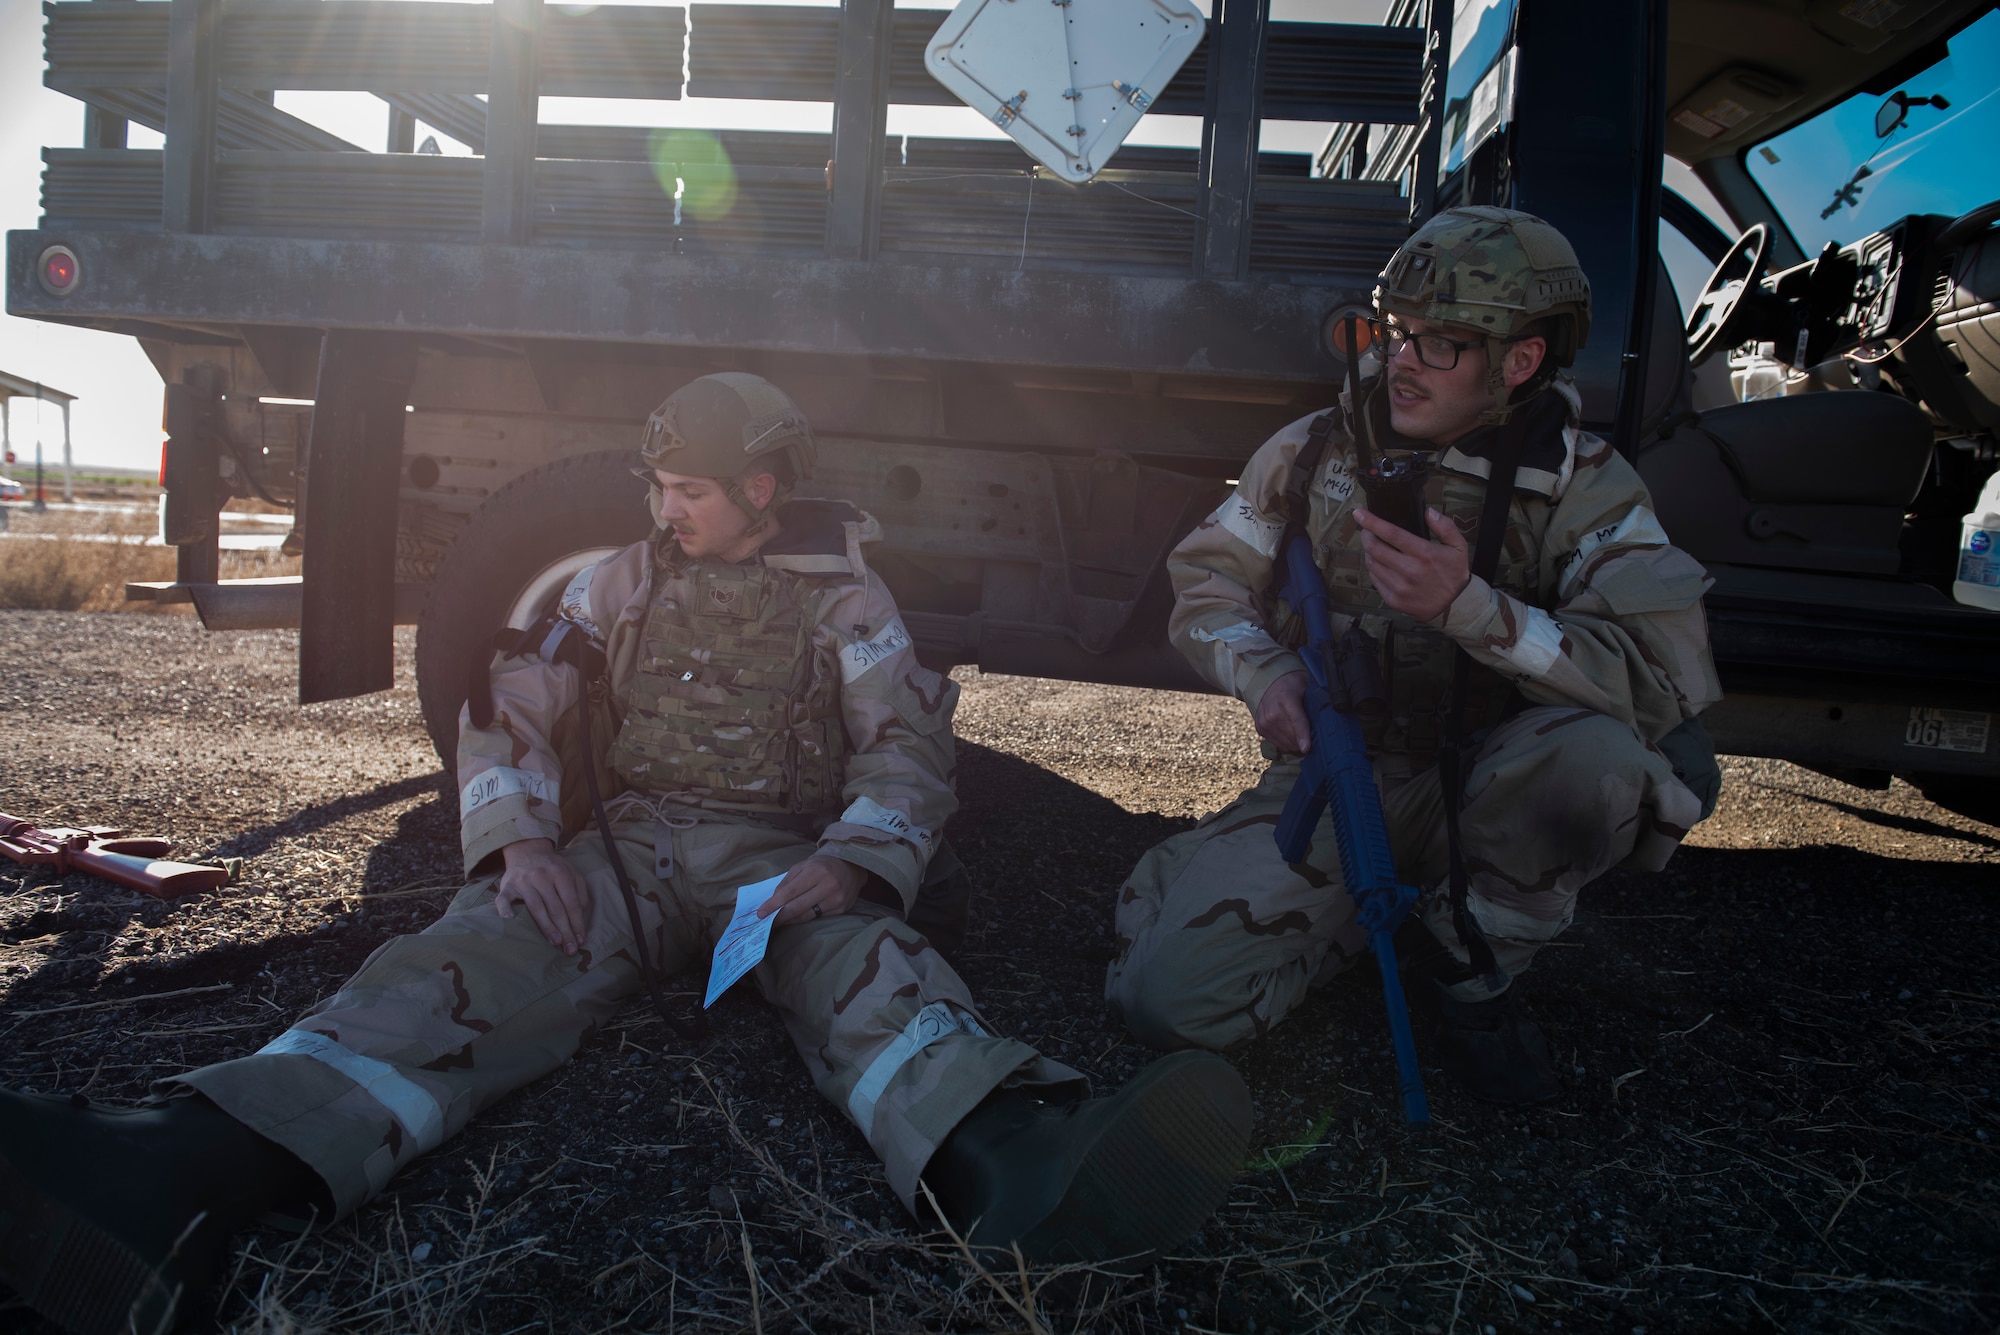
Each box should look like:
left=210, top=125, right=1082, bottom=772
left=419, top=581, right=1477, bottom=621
left=1272, top=530, right=1431, bottom=1125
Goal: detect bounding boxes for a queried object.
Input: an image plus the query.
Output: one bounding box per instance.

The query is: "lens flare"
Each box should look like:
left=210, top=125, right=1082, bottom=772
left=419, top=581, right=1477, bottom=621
left=648, top=128, right=737, bottom=221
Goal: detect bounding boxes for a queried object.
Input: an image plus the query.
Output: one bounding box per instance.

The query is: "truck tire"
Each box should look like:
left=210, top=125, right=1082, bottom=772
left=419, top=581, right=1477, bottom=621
left=1911, top=774, right=2000, bottom=829
left=415, top=450, right=652, bottom=774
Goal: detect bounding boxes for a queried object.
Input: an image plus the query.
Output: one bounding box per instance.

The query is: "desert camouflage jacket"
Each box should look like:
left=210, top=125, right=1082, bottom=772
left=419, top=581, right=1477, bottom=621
left=456, top=502, right=959, bottom=910
left=1170, top=379, right=1722, bottom=749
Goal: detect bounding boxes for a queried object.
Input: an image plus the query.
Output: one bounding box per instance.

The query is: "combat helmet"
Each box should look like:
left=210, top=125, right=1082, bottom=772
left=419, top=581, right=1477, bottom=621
left=638, top=372, right=818, bottom=520
left=1374, top=205, right=1591, bottom=423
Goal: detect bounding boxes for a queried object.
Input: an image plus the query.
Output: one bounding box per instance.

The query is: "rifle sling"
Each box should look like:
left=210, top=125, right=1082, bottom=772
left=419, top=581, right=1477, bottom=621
left=566, top=638, right=710, bottom=1046
left=1436, top=411, right=1532, bottom=988
left=1281, top=410, right=1339, bottom=532
left=471, top=617, right=709, bottom=1045
left=1275, top=382, right=1512, bottom=987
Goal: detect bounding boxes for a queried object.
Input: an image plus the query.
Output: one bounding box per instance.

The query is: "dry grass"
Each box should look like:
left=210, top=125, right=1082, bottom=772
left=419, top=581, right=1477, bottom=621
left=0, top=531, right=171, bottom=611
left=0, top=512, right=299, bottom=612
left=2, top=612, right=1994, bottom=1335
left=216, top=1059, right=1170, bottom=1335
left=224, top=1156, right=554, bottom=1335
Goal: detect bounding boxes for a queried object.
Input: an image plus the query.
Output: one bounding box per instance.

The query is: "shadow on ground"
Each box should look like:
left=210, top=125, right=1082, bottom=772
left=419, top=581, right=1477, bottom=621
left=2, top=725, right=1993, bottom=1333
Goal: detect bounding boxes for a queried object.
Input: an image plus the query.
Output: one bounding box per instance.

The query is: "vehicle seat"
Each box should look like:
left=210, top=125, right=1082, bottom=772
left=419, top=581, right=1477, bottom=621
left=1635, top=263, right=1935, bottom=576
left=1697, top=393, right=1932, bottom=505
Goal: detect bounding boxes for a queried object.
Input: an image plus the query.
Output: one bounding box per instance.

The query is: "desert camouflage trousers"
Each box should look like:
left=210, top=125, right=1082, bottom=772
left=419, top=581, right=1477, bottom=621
left=172, top=814, right=1081, bottom=1219
left=1106, top=706, right=1704, bottom=1050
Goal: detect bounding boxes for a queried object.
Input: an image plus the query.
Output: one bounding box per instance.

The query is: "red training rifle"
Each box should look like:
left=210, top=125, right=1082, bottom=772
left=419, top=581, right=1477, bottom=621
left=0, top=812, right=231, bottom=898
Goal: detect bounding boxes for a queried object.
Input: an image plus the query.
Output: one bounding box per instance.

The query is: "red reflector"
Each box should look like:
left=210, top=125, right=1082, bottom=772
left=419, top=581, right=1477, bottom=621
left=37, top=245, right=80, bottom=297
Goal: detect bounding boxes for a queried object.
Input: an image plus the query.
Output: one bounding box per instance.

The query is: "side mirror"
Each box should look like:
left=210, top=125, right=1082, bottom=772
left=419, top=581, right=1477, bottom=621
left=1876, top=89, right=1951, bottom=138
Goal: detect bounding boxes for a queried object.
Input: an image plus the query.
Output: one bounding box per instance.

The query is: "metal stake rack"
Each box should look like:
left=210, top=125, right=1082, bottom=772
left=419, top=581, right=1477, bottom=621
left=7, top=0, right=1466, bottom=708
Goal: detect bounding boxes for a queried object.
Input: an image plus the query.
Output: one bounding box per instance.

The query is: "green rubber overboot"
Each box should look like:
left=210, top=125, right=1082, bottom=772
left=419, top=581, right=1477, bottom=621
left=921, top=1050, right=1251, bottom=1264
left=0, top=1087, right=325, bottom=1335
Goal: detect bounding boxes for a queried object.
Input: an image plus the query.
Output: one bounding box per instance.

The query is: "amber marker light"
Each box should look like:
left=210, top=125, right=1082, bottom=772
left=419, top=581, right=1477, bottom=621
left=1324, top=309, right=1374, bottom=360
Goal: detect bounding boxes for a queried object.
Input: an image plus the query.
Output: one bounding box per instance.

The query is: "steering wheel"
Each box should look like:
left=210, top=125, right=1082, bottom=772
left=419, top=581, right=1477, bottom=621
left=1686, top=222, right=1770, bottom=366
left=1937, top=198, right=2000, bottom=249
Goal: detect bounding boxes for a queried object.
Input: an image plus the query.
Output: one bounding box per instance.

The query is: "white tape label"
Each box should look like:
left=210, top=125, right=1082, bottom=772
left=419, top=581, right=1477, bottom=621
left=1555, top=505, right=1671, bottom=595
left=459, top=766, right=559, bottom=820
left=1497, top=607, right=1565, bottom=678
left=838, top=795, right=935, bottom=853
left=558, top=563, right=602, bottom=639
left=1190, top=620, right=1284, bottom=654
left=1214, top=490, right=1285, bottom=558
left=259, top=1028, right=447, bottom=1153
left=840, top=618, right=912, bottom=682
left=847, top=1001, right=987, bottom=1132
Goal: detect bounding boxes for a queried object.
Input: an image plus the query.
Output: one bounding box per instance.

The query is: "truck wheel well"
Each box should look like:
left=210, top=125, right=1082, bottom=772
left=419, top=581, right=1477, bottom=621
left=414, top=450, right=652, bottom=778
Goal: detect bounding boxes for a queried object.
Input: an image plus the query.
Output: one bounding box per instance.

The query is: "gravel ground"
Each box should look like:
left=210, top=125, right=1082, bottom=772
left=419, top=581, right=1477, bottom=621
left=0, top=608, right=1995, bottom=1334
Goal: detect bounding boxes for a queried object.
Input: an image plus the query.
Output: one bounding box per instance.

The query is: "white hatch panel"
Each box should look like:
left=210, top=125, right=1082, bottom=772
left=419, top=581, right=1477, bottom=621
left=925, top=0, right=1206, bottom=182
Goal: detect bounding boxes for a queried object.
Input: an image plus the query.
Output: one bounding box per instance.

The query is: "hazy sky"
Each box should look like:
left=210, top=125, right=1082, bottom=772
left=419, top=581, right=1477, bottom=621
left=2, top=0, right=165, bottom=475
left=3, top=0, right=1380, bottom=472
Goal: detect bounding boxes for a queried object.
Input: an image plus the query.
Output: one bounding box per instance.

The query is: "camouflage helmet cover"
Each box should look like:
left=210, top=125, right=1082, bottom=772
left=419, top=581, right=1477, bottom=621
left=1375, top=206, right=1592, bottom=351
left=1374, top=206, right=1592, bottom=422
left=638, top=372, right=818, bottom=489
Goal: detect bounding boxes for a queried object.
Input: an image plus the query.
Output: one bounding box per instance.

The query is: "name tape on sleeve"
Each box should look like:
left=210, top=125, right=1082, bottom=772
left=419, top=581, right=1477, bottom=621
left=1215, top=491, right=1285, bottom=558
left=837, top=795, right=935, bottom=852
left=840, top=618, right=913, bottom=683
left=1190, top=620, right=1284, bottom=654
left=460, top=766, right=559, bottom=820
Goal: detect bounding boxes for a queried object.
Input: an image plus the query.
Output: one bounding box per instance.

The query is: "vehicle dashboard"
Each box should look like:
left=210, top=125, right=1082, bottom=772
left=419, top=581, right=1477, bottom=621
left=1846, top=217, right=1936, bottom=344
left=1726, top=202, right=1999, bottom=438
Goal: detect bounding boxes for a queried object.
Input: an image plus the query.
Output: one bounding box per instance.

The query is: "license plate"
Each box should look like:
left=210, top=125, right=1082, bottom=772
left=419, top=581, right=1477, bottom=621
left=1903, top=707, right=1991, bottom=753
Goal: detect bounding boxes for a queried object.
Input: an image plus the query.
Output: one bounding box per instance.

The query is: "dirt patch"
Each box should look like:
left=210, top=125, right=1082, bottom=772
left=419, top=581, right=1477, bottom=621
left=0, top=610, right=1994, bottom=1334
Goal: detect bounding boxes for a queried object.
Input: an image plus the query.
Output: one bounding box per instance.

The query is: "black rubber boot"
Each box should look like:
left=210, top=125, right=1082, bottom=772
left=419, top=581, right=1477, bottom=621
left=0, top=1088, right=324, bottom=1335
left=921, top=1049, right=1251, bottom=1265
left=1433, top=985, right=1561, bottom=1106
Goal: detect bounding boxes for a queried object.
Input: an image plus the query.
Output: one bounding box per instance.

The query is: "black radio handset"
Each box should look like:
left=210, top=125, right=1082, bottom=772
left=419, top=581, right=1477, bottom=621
left=1344, top=317, right=1430, bottom=537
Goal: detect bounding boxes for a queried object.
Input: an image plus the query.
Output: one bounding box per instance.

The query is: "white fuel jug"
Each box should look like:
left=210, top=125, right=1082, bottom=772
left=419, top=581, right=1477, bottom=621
left=1954, top=468, right=2000, bottom=611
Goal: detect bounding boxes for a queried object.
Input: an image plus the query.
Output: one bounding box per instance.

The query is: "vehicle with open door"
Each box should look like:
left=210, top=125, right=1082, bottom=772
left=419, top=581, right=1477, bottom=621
left=1320, top=0, right=2000, bottom=822
left=5, top=0, right=1996, bottom=819
left=1640, top=3, right=2000, bottom=821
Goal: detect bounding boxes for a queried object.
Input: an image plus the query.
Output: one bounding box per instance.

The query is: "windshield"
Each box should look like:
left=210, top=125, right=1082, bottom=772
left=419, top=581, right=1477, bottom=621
left=1745, top=8, right=2000, bottom=255
left=1440, top=0, right=1520, bottom=177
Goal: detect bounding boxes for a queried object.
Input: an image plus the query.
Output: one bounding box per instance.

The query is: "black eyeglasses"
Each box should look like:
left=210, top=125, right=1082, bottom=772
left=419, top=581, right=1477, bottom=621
left=1373, top=317, right=1489, bottom=372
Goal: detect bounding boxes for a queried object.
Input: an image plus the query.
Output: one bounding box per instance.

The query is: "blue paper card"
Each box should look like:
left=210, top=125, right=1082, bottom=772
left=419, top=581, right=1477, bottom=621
left=703, top=873, right=786, bottom=1008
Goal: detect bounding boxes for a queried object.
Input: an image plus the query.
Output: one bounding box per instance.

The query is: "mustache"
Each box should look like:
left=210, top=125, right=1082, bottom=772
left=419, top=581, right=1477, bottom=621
left=1388, top=374, right=1429, bottom=399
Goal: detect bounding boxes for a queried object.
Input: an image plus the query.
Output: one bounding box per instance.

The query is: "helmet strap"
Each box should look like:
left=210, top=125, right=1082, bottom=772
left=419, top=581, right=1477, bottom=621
left=1477, top=335, right=1516, bottom=426
left=721, top=474, right=785, bottom=543
left=721, top=475, right=760, bottom=519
